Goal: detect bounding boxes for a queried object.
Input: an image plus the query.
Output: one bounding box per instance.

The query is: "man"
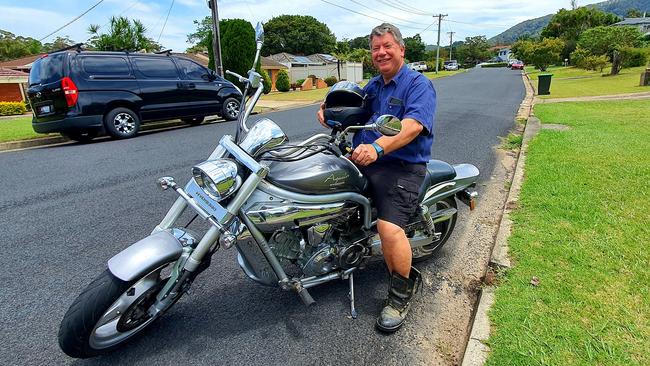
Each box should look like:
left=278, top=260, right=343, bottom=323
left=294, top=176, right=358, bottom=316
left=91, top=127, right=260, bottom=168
left=317, top=23, right=436, bottom=332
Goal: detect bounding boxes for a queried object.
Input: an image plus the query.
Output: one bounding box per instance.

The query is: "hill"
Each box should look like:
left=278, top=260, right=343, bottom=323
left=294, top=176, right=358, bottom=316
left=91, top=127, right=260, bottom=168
left=488, top=0, right=650, bottom=44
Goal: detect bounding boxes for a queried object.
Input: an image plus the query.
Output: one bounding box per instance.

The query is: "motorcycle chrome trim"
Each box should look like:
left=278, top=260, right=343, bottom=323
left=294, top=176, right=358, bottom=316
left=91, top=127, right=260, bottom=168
left=225, top=168, right=267, bottom=217
left=108, top=230, right=183, bottom=282
left=191, top=159, right=240, bottom=201
left=257, top=180, right=372, bottom=229
left=220, top=135, right=266, bottom=175
left=301, top=267, right=356, bottom=289
left=185, top=179, right=230, bottom=221
left=245, top=201, right=355, bottom=232
left=239, top=118, right=288, bottom=157
left=235, top=227, right=279, bottom=286
left=238, top=213, right=290, bottom=283
left=237, top=84, right=264, bottom=139
left=207, top=143, right=228, bottom=161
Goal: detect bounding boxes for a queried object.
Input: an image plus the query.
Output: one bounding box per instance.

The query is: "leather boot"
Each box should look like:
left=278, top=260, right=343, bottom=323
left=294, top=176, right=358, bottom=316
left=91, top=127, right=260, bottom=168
left=376, top=267, right=421, bottom=332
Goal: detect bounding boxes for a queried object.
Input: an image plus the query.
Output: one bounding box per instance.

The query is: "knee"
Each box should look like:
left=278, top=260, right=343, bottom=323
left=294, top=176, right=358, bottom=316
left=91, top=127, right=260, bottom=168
left=377, top=220, right=405, bottom=243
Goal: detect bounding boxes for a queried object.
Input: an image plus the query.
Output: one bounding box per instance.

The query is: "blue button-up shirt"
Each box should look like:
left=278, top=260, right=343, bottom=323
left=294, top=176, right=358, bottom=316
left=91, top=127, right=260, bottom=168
left=353, top=65, right=436, bottom=164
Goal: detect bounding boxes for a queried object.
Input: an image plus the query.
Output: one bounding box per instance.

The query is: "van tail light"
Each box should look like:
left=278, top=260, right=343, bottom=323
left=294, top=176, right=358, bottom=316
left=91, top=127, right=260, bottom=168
left=61, top=77, right=78, bottom=107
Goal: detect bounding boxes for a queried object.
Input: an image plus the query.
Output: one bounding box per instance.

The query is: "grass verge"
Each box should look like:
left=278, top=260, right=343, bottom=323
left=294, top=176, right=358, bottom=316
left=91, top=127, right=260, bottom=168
left=487, top=100, right=650, bottom=365
left=525, top=65, right=649, bottom=98
left=0, top=116, right=53, bottom=142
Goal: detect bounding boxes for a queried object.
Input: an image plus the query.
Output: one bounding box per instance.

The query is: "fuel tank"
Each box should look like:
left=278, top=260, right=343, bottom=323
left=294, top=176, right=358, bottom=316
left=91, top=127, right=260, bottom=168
left=264, top=152, right=367, bottom=194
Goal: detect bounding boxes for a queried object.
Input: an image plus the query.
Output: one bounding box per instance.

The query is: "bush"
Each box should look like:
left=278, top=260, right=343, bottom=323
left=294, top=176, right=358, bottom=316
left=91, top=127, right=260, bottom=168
left=481, top=62, right=508, bottom=68
left=260, top=69, right=271, bottom=94
left=324, top=76, right=337, bottom=86
left=620, top=47, right=649, bottom=68
left=0, top=102, right=27, bottom=116
left=582, top=55, right=610, bottom=72
left=275, top=69, right=290, bottom=92
left=295, top=79, right=305, bottom=86
left=571, top=47, right=591, bottom=67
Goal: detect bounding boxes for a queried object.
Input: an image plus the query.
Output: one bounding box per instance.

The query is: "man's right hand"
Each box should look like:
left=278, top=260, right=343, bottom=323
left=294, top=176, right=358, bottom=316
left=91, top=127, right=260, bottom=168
left=317, top=103, right=329, bottom=129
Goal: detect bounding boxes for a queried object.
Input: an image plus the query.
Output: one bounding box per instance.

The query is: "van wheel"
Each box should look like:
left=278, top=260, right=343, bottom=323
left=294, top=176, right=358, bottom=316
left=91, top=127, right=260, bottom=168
left=104, top=108, right=140, bottom=139
left=221, top=98, right=240, bottom=121
left=61, top=130, right=97, bottom=143
left=181, top=116, right=205, bottom=126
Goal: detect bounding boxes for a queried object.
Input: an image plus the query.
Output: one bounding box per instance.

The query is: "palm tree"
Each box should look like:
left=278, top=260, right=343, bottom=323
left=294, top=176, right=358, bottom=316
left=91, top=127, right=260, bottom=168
left=87, top=16, right=161, bottom=52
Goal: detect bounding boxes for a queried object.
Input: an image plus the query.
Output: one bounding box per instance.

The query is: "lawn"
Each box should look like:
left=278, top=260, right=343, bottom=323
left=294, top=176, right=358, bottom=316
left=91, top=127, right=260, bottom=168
left=526, top=65, right=649, bottom=98
left=0, top=116, right=51, bottom=142
left=487, top=100, right=650, bottom=365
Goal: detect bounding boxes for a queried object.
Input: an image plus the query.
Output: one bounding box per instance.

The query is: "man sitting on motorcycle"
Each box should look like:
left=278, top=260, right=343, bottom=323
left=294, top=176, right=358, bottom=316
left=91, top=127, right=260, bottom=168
left=318, top=22, right=436, bottom=332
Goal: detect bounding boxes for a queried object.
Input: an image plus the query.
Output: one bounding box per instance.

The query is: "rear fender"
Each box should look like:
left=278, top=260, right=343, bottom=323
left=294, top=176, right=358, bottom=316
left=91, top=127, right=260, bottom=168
left=107, top=230, right=185, bottom=282
left=421, top=163, right=479, bottom=206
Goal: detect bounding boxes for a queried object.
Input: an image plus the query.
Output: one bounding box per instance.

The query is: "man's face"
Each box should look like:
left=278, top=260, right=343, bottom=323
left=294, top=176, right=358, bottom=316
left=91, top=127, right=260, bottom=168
left=371, top=32, right=405, bottom=77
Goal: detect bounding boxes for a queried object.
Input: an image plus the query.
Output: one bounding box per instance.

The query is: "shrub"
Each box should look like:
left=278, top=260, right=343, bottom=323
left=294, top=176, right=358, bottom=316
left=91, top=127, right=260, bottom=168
left=481, top=62, right=508, bottom=68
left=619, top=47, right=649, bottom=68
left=276, top=69, right=290, bottom=92
left=0, top=101, right=27, bottom=116
left=571, top=47, right=591, bottom=67
left=324, top=76, right=337, bottom=86
left=295, top=78, right=305, bottom=86
left=582, top=55, right=610, bottom=72
left=260, top=69, right=271, bottom=94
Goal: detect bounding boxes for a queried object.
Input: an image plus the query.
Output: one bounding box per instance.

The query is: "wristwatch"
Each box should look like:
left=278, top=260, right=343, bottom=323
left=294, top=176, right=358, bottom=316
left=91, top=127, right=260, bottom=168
left=371, top=142, right=384, bottom=158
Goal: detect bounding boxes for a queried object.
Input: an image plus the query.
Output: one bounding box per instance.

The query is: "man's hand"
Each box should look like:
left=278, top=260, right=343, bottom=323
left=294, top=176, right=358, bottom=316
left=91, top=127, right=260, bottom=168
left=351, top=144, right=378, bottom=166
left=317, top=103, right=329, bottom=128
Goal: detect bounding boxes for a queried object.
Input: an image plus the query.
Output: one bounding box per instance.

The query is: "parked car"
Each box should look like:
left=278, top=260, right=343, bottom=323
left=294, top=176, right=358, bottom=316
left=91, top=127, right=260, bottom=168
left=27, top=48, right=243, bottom=142
left=510, top=60, right=524, bottom=70
left=444, top=60, right=459, bottom=71
left=407, top=61, right=428, bottom=72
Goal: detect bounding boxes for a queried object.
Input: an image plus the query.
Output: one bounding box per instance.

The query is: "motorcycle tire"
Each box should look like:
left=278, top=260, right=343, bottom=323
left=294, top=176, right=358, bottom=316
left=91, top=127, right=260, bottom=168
left=59, top=262, right=178, bottom=358
left=412, top=196, right=458, bottom=263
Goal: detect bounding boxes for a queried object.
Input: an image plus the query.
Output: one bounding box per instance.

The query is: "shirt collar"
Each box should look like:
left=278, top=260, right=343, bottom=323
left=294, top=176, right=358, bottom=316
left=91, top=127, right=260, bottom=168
left=376, top=64, right=408, bottom=87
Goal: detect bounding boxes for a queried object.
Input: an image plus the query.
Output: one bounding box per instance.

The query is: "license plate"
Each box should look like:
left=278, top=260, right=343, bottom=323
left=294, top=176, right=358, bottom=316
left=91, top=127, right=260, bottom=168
left=38, top=105, right=52, bottom=115
left=185, top=179, right=228, bottom=221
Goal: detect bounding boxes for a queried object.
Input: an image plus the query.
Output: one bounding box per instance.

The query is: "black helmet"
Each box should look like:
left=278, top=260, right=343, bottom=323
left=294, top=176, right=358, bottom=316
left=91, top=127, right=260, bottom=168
left=323, top=81, right=370, bottom=130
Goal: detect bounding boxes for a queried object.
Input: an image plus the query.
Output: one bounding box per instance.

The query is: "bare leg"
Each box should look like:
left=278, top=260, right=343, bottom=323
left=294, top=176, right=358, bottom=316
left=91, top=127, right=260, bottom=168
left=377, top=219, right=411, bottom=277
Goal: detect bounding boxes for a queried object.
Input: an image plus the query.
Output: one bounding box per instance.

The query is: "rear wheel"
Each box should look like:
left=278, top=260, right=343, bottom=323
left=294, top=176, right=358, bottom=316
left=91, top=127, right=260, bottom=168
left=411, top=196, right=458, bottom=262
left=181, top=116, right=205, bottom=126
left=221, top=97, right=240, bottom=121
left=104, top=107, right=140, bottom=139
left=58, top=262, right=179, bottom=358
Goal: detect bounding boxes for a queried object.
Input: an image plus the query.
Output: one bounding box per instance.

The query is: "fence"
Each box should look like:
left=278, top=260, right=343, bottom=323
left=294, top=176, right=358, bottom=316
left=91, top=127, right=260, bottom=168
left=288, top=62, right=363, bottom=83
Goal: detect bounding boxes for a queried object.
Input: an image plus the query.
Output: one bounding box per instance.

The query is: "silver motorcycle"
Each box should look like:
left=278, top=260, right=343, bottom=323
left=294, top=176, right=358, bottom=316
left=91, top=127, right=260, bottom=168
left=58, top=23, right=479, bottom=358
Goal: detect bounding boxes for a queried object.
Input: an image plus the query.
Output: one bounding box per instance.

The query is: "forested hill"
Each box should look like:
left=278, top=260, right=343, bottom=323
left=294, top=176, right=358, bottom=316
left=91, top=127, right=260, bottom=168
left=488, top=0, right=650, bottom=45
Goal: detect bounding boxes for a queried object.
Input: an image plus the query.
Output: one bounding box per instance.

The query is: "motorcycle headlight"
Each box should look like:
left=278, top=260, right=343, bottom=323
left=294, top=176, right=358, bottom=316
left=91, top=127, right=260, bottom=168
left=191, top=159, right=239, bottom=201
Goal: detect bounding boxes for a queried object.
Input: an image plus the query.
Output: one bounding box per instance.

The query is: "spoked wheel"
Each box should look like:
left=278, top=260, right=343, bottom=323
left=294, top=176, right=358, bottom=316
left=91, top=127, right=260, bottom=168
left=221, top=97, right=240, bottom=121
left=58, top=262, right=179, bottom=358
left=411, top=196, right=458, bottom=262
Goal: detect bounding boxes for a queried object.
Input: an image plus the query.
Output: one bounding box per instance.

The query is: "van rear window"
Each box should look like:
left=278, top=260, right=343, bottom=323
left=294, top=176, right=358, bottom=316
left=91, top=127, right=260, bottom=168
left=80, top=56, right=131, bottom=77
left=29, top=53, right=65, bottom=86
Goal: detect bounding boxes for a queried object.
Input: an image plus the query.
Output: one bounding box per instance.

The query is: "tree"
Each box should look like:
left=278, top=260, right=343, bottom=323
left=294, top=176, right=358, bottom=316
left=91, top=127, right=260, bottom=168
left=540, top=7, right=620, bottom=60
left=577, top=25, right=645, bottom=74
left=626, top=9, right=643, bottom=18
left=42, top=36, right=76, bottom=52
left=87, top=16, right=160, bottom=52
left=348, top=35, right=369, bottom=50
left=220, top=19, right=255, bottom=85
left=262, top=15, right=336, bottom=56
left=0, top=30, right=42, bottom=61
left=260, top=69, right=272, bottom=94
left=348, top=48, right=377, bottom=76
left=454, top=36, right=490, bottom=65
left=404, top=34, right=426, bottom=62
left=512, top=38, right=564, bottom=71
left=275, top=69, right=290, bottom=92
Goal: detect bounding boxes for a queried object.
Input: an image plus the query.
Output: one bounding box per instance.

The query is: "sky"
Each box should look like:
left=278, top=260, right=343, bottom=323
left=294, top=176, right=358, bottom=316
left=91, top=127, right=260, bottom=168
left=0, top=0, right=605, bottom=53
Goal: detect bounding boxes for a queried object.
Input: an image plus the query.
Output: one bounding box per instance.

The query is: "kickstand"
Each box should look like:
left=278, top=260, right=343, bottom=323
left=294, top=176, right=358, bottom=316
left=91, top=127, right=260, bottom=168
left=347, top=272, right=358, bottom=319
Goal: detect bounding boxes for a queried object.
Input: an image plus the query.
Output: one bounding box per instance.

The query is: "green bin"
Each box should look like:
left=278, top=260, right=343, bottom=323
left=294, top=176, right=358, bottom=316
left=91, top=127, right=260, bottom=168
left=538, top=73, right=553, bottom=95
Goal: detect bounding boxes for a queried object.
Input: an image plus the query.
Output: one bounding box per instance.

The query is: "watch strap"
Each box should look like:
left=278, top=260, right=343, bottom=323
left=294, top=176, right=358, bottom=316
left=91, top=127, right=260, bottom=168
left=371, top=142, right=384, bottom=158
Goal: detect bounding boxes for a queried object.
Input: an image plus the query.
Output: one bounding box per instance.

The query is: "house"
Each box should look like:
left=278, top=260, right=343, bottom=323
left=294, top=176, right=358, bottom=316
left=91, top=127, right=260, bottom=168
left=496, top=47, right=512, bottom=62
left=268, top=52, right=363, bottom=83
left=0, top=54, right=41, bottom=73
left=260, top=57, right=288, bottom=91
left=612, top=17, right=650, bottom=37
left=0, top=68, right=29, bottom=102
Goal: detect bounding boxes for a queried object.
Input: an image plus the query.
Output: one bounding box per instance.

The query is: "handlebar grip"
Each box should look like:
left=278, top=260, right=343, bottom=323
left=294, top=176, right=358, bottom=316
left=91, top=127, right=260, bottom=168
left=298, top=287, right=315, bottom=306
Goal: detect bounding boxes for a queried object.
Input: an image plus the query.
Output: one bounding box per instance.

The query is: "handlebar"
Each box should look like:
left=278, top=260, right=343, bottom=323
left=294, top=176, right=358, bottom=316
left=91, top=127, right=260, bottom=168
left=225, top=70, right=247, bottom=84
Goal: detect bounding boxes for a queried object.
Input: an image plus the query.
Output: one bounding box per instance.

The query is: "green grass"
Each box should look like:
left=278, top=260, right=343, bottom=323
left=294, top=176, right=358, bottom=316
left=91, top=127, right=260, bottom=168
left=525, top=65, right=650, bottom=98
left=487, top=100, right=650, bottom=365
left=0, top=116, right=52, bottom=142
left=501, top=132, right=523, bottom=150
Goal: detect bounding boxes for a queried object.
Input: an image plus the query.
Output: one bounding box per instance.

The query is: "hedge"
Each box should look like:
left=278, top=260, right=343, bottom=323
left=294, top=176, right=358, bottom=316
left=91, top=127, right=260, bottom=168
left=324, top=76, right=337, bottom=86
left=481, top=62, right=508, bottom=68
left=0, top=102, right=27, bottom=116
left=276, top=69, right=290, bottom=92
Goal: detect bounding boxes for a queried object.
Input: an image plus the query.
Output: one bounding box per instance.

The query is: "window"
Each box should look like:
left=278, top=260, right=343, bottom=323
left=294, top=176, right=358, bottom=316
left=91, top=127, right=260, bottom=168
left=80, top=56, right=131, bottom=77
left=132, top=57, right=179, bottom=79
left=176, top=58, right=209, bottom=80
left=29, top=53, right=65, bottom=85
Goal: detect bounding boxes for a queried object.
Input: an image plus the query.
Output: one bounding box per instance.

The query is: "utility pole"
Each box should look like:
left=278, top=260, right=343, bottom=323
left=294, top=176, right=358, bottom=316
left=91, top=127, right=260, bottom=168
left=435, top=14, right=447, bottom=74
left=207, top=0, right=223, bottom=77
left=447, top=31, right=455, bottom=60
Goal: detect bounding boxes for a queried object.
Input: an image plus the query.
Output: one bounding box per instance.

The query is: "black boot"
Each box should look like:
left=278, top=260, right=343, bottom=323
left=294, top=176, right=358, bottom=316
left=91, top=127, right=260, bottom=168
left=376, top=267, right=421, bottom=333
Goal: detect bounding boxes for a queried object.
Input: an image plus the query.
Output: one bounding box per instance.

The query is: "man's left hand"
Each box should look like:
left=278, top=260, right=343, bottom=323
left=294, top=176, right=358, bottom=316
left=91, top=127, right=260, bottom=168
left=351, top=144, right=378, bottom=166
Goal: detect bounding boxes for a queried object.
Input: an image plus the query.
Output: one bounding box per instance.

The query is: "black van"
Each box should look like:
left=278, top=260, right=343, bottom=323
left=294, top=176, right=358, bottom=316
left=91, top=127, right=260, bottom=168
left=27, top=49, right=242, bottom=142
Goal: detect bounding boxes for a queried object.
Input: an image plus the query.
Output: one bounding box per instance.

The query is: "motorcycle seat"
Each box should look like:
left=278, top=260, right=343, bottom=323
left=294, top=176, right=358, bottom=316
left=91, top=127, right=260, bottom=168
left=418, top=160, right=456, bottom=201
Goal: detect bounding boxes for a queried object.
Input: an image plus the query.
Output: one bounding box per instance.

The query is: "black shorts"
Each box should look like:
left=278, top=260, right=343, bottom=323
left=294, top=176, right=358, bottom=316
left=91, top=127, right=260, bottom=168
left=359, top=160, right=427, bottom=228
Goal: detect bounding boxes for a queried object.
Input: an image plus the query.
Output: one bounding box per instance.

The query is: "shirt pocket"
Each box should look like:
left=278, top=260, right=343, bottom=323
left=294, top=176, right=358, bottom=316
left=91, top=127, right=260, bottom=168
left=387, top=96, right=405, bottom=118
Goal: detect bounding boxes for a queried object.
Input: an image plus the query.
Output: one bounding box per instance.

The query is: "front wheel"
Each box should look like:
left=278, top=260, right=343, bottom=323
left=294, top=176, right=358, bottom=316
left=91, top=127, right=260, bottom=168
left=58, top=262, right=178, bottom=358
left=104, top=107, right=140, bottom=139
left=221, top=97, right=240, bottom=121
left=411, top=196, right=458, bottom=262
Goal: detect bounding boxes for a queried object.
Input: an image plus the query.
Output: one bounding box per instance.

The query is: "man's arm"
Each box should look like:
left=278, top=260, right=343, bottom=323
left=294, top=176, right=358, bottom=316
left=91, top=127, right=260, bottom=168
left=350, top=118, right=423, bottom=166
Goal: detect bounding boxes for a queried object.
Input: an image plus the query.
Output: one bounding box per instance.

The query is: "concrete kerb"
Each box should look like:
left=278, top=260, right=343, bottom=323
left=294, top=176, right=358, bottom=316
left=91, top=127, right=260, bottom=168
left=461, top=71, right=539, bottom=366
left=0, top=100, right=319, bottom=153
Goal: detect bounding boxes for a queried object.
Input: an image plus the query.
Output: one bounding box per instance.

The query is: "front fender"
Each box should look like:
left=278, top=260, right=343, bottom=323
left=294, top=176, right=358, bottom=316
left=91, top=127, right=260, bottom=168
left=107, top=230, right=183, bottom=282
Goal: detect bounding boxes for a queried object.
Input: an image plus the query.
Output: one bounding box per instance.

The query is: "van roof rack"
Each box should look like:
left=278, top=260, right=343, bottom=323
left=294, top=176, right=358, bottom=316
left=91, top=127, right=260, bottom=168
left=154, top=49, right=173, bottom=55
left=52, top=43, right=84, bottom=53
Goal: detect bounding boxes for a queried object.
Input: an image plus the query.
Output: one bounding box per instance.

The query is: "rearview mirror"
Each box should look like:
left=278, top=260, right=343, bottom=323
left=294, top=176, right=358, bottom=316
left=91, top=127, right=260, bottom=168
left=255, top=22, right=264, bottom=45
left=373, top=114, right=402, bottom=136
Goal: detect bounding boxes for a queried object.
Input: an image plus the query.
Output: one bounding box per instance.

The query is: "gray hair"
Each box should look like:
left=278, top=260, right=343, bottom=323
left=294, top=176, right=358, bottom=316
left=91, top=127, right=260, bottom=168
left=369, top=23, right=405, bottom=49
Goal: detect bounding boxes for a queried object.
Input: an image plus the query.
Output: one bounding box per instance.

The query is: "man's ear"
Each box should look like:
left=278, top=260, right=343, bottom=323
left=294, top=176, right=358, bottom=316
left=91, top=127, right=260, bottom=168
left=400, top=46, right=405, bottom=58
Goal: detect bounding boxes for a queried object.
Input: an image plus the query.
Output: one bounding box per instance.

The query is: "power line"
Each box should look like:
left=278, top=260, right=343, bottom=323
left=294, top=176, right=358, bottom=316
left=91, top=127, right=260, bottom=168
left=347, top=0, right=431, bottom=26
left=158, top=0, right=175, bottom=42
left=318, top=0, right=425, bottom=30
left=39, top=0, right=104, bottom=41
left=389, top=0, right=434, bottom=15
left=375, top=0, right=434, bottom=16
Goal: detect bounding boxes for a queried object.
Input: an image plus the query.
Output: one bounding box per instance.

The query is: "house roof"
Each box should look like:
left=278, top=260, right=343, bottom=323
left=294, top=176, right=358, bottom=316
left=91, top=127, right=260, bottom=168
left=613, top=17, right=650, bottom=26
left=261, top=56, right=287, bottom=69
left=0, top=68, right=29, bottom=77
left=269, top=52, right=323, bottom=66
left=307, top=54, right=338, bottom=64
left=172, top=52, right=210, bottom=67
left=0, top=54, right=43, bottom=69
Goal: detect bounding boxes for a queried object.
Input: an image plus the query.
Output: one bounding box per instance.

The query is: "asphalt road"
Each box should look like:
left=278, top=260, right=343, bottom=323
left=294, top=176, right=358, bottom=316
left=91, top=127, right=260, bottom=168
left=0, top=68, right=524, bottom=365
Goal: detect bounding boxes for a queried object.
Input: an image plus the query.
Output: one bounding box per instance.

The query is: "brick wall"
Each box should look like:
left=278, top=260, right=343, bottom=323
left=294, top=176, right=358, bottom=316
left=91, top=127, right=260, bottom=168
left=0, top=83, right=23, bottom=102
